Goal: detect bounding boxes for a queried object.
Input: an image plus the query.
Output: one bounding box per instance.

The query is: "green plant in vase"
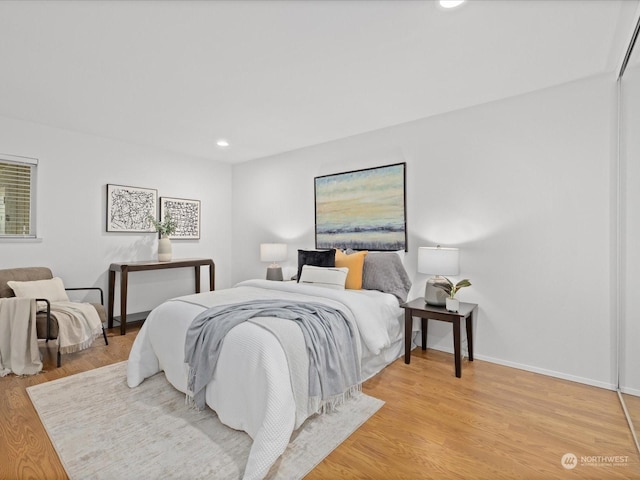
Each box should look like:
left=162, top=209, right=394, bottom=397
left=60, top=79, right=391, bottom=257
left=148, top=213, right=176, bottom=261
left=148, top=212, right=177, bottom=237
left=437, top=277, right=471, bottom=312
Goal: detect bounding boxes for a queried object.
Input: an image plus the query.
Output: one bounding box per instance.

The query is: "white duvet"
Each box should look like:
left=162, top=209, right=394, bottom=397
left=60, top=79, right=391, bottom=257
left=127, top=279, right=403, bottom=479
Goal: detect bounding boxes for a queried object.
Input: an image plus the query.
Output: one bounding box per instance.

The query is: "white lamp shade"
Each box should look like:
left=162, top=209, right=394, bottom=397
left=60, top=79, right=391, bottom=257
left=417, top=246, right=459, bottom=275
left=260, top=243, right=287, bottom=263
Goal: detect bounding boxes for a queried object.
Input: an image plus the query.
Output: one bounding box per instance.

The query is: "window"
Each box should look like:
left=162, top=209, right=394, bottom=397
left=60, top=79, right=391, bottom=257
left=0, top=153, right=37, bottom=238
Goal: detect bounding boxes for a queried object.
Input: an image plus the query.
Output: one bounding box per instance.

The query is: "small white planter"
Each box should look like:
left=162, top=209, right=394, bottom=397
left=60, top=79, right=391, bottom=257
left=445, top=297, right=460, bottom=312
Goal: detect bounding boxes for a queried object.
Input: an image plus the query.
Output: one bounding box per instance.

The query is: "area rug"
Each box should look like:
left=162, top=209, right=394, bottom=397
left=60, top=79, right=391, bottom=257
left=27, top=361, right=383, bottom=479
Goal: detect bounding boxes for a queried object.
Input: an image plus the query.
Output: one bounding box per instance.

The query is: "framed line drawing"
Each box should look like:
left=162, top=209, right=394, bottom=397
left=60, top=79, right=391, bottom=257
left=160, top=197, right=200, bottom=239
left=315, top=162, right=407, bottom=251
left=106, top=184, right=157, bottom=232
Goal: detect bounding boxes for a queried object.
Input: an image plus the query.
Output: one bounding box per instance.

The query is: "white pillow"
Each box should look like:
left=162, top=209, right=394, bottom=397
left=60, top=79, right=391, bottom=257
left=299, top=265, right=349, bottom=290
left=7, top=277, right=69, bottom=311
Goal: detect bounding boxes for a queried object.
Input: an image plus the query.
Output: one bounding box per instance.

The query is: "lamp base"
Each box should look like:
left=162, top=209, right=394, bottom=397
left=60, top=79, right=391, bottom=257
left=266, top=267, right=283, bottom=281
left=425, top=276, right=449, bottom=306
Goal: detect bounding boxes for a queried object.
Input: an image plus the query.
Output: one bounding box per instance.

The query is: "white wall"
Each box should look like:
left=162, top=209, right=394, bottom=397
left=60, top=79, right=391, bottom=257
left=0, top=73, right=619, bottom=389
left=232, top=74, right=617, bottom=389
left=621, top=62, right=640, bottom=396
left=0, top=115, right=233, bottom=316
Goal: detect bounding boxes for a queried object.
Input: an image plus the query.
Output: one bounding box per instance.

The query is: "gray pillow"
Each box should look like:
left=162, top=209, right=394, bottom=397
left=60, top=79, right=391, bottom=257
left=361, top=252, right=412, bottom=303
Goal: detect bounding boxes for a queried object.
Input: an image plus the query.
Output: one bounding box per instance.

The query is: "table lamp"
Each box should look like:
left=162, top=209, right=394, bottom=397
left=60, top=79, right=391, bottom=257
left=417, top=246, right=459, bottom=306
left=260, top=243, right=287, bottom=281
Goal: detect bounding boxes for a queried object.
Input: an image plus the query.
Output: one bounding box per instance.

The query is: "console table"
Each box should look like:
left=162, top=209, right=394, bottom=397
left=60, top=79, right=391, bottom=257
left=108, top=258, right=215, bottom=335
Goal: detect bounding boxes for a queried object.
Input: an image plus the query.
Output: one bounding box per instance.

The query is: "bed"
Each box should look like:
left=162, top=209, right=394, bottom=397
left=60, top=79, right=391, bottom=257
left=127, top=260, right=409, bottom=479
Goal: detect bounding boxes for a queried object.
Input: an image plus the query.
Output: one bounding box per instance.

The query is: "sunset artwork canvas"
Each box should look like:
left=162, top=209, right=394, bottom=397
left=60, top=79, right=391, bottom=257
left=315, top=163, right=407, bottom=251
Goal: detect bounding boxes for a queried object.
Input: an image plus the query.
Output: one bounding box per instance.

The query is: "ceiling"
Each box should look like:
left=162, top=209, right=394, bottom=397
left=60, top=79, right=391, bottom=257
left=0, top=0, right=638, bottom=164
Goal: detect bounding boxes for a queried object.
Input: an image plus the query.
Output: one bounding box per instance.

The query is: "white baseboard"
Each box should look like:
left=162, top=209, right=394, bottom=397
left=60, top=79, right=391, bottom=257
left=473, top=353, right=617, bottom=391
left=620, top=386, right=640, bottom=397
left=423, top=343, right=617, bottom=391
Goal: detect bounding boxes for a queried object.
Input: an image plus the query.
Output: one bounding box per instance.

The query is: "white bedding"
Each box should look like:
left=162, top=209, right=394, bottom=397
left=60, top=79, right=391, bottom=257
left=127, top=279, right=404, bottom=479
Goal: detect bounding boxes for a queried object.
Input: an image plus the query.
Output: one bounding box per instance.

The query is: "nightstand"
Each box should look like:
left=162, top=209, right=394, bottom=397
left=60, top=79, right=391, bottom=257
left=400, top=298, right=478, bottom=378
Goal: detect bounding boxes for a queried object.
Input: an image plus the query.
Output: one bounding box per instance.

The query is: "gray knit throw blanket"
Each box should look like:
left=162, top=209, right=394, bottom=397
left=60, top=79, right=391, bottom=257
left=184, top=299, right=361, bottom=411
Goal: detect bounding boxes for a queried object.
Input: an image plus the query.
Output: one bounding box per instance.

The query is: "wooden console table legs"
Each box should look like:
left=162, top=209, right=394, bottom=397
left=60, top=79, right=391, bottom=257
left=108, top=269, right=115, bottom=331
left=107, top=258, right=215, bottom=335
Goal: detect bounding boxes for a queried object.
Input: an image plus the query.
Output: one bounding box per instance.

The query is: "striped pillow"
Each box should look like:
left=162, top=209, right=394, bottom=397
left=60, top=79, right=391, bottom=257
left=298, top=265, right=348, bottom=290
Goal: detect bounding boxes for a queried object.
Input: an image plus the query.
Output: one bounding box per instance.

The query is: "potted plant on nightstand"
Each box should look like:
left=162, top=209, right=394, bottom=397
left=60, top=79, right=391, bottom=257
left=148, top=212, right=177, bottom=262
left=437, top=278, right=472, bottom=312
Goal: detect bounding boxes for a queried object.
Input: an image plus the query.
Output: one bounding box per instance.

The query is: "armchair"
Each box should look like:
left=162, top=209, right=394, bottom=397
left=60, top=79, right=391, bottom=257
left=0, top=267, right=108, bottom=367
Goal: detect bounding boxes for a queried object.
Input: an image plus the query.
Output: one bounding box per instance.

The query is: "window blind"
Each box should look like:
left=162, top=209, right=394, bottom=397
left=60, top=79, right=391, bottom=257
left=0, top=154, right=37, bottom=237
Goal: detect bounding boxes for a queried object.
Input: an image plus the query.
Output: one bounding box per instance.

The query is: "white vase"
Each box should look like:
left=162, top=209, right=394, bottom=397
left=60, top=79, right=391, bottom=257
left=158, top=236, right=172, bottom=262
left=446, top=297, right=459, bottom=312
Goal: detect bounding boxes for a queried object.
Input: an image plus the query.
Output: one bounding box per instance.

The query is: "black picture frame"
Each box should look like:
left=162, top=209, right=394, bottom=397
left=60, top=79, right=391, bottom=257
left=314, top=162, right=407, bottom=251
left=160, top=196, right=201, bottom=240
left=106, top=184, right=157, bottom=233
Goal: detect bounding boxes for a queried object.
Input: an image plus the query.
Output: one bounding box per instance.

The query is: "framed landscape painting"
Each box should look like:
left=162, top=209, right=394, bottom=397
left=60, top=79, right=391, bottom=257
left=160, top=197, right=200, bottom=239
left=314, top=162, right=407, bottom=251
left=106, top=184, right=157, bottom=232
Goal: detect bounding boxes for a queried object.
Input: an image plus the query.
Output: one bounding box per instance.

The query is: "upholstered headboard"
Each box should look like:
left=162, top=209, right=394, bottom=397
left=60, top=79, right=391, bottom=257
left=0, top=267, right=53, bottom=298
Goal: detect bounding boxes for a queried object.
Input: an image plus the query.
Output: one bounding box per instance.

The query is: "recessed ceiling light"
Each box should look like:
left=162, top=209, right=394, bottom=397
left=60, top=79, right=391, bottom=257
left=439, top=0, right=465, bottom=9
left=216, top=139, right=230, bottom=148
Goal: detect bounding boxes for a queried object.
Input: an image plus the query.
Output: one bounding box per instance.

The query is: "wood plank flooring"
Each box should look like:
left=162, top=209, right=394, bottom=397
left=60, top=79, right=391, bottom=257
left=1, top=327, right=638, bottom=480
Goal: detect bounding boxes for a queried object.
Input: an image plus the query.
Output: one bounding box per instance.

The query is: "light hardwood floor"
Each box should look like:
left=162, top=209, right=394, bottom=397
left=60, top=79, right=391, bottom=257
left=1, top=327, right=639, bottom=480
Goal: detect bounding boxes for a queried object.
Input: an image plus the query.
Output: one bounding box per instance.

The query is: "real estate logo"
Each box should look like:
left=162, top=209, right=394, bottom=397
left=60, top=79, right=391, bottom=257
left=561, top=453, right=577, bottom=470
left=561, top=452, right=629, bottom=470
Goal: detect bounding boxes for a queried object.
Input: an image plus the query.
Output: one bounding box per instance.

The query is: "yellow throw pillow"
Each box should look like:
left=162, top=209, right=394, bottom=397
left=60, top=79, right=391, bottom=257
left=335, top=250, right=368, bottom=290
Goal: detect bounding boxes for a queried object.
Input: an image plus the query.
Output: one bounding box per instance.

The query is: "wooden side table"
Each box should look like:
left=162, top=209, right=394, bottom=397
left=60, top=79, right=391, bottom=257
left=108, top=258, right=215, bottom=335
left=401, top=298, right=478, bottom=378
